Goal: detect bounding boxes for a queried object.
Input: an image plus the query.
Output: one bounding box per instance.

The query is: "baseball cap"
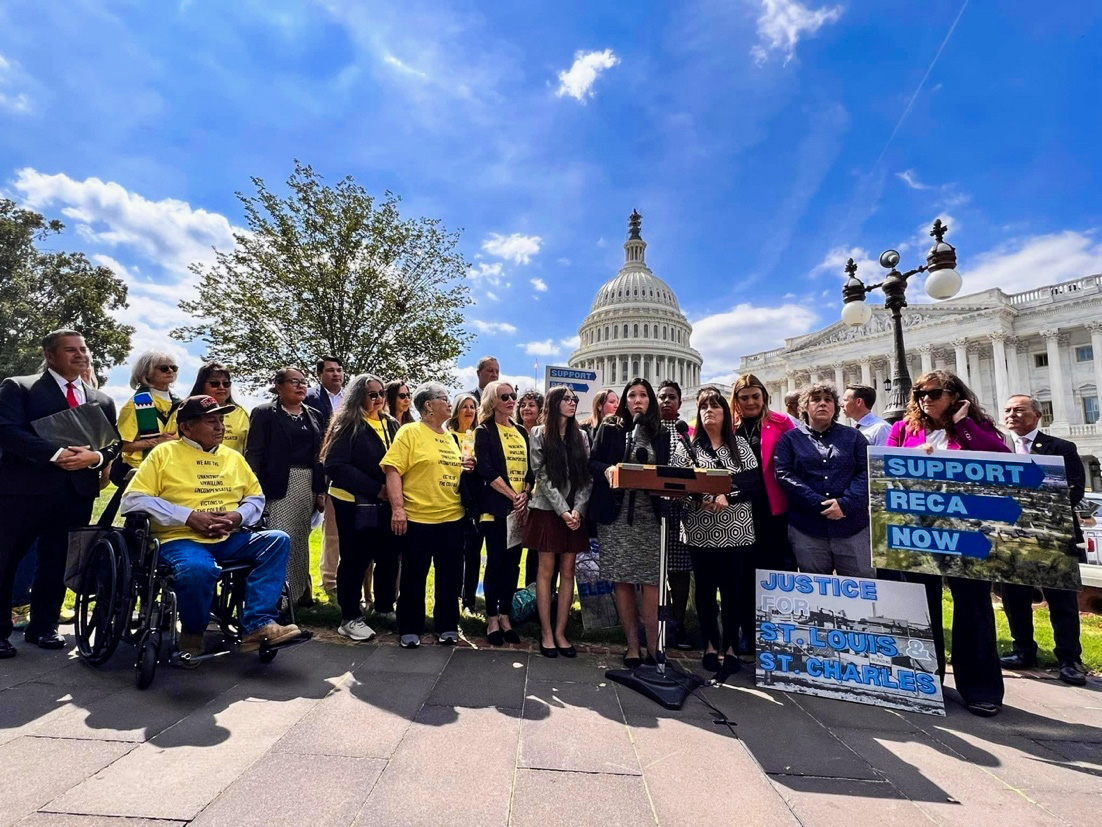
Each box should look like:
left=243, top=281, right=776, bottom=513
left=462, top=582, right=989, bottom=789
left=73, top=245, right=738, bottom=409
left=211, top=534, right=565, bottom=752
left=176, top=394, right=237, bottom=422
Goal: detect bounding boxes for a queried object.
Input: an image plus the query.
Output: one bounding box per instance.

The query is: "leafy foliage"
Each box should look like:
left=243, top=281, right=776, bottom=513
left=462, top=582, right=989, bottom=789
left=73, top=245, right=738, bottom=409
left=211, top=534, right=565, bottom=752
left=0, top=199, right=133, bottom=381
left=173, top=161, right=473, bottom=390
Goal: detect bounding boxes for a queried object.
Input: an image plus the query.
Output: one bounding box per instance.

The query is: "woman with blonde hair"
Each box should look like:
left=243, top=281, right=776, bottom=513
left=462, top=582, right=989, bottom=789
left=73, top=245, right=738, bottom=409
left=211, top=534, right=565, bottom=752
left=116, top=350, right=181, bottom=476
left=581, top=388, right=618, bottom=445
left=448, top=392, right=480, bottom=611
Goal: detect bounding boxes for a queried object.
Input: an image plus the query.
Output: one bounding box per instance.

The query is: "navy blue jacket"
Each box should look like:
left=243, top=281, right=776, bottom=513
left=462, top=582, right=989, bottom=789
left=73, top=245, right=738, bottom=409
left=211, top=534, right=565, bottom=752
left=774, top=422, right=869, bottom=539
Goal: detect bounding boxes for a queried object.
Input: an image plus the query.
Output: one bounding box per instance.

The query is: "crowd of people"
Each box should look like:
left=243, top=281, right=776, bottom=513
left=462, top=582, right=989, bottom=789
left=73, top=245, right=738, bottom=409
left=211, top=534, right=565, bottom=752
left=0, top=333, right=1090, bottom=716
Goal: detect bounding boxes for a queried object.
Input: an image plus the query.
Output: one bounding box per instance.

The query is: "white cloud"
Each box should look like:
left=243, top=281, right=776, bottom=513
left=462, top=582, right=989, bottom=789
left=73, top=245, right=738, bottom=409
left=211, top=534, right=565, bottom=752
left=485, top=290, right=500, bottom=302
left=750, top=0, right=843, bottom=66
left=12, top=168, right=238, bottom=273
left=530, top=277, right=548, bottom=292
left=557, top=257, right=572, bottom=266
left=811, top=246, right=875, bottom=278
left=956, top=230, right=1102, bottom=297
left=481, top=232, right=543, bottom=265
left=560, top=335, right=581, bottom=350
left=0, top=52, right=31, bottom=113
left=555, top=49, right=620, bottom=102
left=519, top=339, right=562, bottom=357
left=896, top=169, right=931, bottom=190
left=470, top=319, right=518, bottom=335
left=467, top=261, right=505, bottom=285
left=382, top=52, right=428, bottom=79
left=692, top=302, right=819, bottom=380
left=596, top=237, right=608, bottom=248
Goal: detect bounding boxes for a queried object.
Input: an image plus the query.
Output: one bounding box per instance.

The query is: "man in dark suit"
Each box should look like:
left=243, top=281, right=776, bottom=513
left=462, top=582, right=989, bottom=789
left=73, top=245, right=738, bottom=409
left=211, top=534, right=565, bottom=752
left=0, top=329, right=120, bottom=658
left=999, top=394, right=1087, bottom=685
left=468, top=355, right=499, bottom=403
left=304, top=356, right=344, bottom=600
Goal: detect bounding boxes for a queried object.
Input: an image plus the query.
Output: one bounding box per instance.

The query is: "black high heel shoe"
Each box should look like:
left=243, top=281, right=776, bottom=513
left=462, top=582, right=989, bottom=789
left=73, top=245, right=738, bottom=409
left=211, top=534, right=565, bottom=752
left=502, top=629, right=521, bottom=645
left=556, top=644, right=577, bottom=658
left=540, top=645, right=558, bottom=658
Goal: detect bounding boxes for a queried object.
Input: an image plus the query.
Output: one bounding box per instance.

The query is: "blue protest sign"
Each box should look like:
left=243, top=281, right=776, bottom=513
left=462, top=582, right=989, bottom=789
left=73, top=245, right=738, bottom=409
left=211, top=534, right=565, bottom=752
left=886, top=525, right=992, bottom=559
left=883, top=488, right=1023, bottom=523
left=882, top=454, right=1045, bottom=488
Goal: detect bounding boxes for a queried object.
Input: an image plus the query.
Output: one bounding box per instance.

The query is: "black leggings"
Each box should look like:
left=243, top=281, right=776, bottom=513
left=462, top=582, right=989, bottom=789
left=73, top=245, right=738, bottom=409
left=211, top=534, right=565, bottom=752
left=482, top=520, right=522, bottom=617
left=332, top=500, right=392, bottom=622
left=397, top=520, right=463, bottom=636
left=690, top=547, right=747, bottom=654
left=459, top=527, right=482, bottom=609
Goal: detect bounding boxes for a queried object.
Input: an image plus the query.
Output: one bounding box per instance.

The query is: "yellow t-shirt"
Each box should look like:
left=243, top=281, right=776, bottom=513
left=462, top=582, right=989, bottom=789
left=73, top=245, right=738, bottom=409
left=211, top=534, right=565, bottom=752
left=166, top=405, right=250, bottom=455
left=379, top=422, right=464, bottom=524
left=126, top=438, right=263, bottom=544
left=117, top=392, right=177, bottom=469
left=329, top=415, right=391, bottom=503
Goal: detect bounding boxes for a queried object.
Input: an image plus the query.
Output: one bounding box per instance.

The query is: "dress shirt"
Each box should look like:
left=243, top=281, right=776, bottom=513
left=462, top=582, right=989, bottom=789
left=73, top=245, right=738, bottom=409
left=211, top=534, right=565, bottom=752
left=855, top=412, right=891, bottom=447
left=326, top=388, right=344, bottom=411
left=47, top=368, right=104, bottom=467
left=1013, top=427, right=1039, bottom=455
left=120, top=435, right=265, bottom=528
left=774, top=421, right=869, bottom=539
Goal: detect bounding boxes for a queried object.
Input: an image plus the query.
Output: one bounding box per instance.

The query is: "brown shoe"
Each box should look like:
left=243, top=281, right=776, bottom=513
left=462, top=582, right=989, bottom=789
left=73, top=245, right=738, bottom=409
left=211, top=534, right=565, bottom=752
left=241, top=622, right=301, bottom=652
left=178, top=632, right=205, bottom=656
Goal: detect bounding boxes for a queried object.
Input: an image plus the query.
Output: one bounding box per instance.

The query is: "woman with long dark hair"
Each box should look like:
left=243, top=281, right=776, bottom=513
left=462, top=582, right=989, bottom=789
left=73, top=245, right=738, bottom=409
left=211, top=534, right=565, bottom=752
left=677, top=387, right=761, bottom=681
left=386, top=380, right=416, bottom=426
left=526, top=386, right=591, bottom=658
left=588, top=378, right=669, bottom=666
left=886, top=369, right=1009, bottom=717
left=321, top=374, right=400, bottom=642
left=168, top=362, right=250, bottom=453
left=475, top=381, right=534, bottom=645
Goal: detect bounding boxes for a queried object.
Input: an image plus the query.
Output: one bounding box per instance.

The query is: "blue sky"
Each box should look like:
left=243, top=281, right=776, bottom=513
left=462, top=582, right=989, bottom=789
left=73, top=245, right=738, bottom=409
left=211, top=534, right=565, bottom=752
left=2, top=0, right=1100, bottom=402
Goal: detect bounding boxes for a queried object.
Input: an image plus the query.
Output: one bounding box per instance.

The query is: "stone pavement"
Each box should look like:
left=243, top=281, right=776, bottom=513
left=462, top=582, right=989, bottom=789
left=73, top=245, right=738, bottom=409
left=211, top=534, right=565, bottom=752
left=2, top=637, right=1101, bottom=827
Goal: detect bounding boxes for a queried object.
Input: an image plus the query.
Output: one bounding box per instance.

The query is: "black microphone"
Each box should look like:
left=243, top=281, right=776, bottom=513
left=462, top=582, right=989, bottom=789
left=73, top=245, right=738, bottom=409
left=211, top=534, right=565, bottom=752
left=624, top=412, right=645, bottom=462
left=674, top=419, right=694, bottom=460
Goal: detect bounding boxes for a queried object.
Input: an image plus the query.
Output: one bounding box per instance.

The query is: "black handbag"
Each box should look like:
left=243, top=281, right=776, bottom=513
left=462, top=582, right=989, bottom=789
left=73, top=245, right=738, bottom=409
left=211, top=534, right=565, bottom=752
left=354, top=500, right=391, bottom=531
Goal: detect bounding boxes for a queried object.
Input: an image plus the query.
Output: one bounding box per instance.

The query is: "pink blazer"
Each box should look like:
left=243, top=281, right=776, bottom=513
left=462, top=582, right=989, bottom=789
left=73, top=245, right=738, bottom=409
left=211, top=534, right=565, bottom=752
left=760, top=411, right=796, bottom=515
left=886, top=417, right=1010, bottom=453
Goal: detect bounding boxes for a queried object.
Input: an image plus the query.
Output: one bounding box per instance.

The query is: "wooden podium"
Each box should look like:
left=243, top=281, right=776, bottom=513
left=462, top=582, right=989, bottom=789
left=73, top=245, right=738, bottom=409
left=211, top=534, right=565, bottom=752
left=604, top=462, right=735, bottom=709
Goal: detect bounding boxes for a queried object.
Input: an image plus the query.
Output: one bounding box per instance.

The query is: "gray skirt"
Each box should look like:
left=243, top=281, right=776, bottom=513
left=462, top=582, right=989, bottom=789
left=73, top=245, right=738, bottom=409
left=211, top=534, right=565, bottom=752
left=266, top=466, right=315, bottom=600
left=597, top=493, right=661, bottom=585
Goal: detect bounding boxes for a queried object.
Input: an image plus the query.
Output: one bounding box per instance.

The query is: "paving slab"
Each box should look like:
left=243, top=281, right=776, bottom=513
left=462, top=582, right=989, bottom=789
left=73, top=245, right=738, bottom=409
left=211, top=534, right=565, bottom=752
left=0, top=647, right=81, bottom=690
left=0, top=681, right=116, bottom=747
left=355, top=705, right=520, bottom=827
left=362, top=641, right=452, bottom=675
left=426, top=648, right=527, bottom=710
left=787, top=691, right=931, bottom=734
left=509, top=768, right=654, bottom=827
left=275, top=670, right=437, bottom=759
left=1022, top=791, right=1102, bottom=826
left=15, top=815, right=183, bottom=826
left=767, top=777, right=924, bottom=827
left=519, top=678, right=639, bottom=775
left=929, top=730, right=1102, bottom=794
left=44, top=688, right=320, bottom=821
left=0, top=736, right=135, bottom=827
left=525, top=650, right=615, bottom=684
left=192, top=751, right=385, bottom=827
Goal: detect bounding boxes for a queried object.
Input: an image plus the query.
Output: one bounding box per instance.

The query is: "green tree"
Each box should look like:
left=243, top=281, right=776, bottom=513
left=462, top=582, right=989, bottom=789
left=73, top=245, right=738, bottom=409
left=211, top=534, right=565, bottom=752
left=0, top=199, right=134, bottom=382
left=173, top=161, right=473, bottom=389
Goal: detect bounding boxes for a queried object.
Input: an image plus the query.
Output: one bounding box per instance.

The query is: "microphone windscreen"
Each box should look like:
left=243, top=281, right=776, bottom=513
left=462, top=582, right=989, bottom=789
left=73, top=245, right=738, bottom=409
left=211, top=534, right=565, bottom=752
left=632, top=412, right=646, bottom=427
left=675, top=419, right=690, bottom=436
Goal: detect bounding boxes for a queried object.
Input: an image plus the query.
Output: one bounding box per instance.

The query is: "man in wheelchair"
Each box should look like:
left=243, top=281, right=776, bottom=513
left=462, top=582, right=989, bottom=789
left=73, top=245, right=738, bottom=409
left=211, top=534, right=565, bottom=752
left=121, top=394, right=301, bottom=660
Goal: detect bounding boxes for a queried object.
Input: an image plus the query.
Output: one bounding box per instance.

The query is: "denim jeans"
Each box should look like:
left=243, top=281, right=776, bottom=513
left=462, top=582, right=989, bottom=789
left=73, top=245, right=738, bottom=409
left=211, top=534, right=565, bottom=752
left=159, top=530, right=291, bottom=635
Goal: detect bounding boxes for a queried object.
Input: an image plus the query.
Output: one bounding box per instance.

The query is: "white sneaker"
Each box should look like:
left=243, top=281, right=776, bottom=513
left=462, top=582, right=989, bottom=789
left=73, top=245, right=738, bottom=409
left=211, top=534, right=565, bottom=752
left=337, top=618, right=377, bottom=642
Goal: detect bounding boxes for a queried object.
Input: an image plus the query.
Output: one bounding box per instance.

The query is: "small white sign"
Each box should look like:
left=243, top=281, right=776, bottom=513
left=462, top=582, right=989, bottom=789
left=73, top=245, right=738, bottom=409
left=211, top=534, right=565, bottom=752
left=544, top=365, right=604, bottom=423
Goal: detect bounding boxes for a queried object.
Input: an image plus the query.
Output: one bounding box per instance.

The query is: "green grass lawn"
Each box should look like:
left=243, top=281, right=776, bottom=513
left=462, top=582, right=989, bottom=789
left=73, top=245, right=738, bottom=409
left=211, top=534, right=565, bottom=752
left=81, top=485, right=1102, bottom=671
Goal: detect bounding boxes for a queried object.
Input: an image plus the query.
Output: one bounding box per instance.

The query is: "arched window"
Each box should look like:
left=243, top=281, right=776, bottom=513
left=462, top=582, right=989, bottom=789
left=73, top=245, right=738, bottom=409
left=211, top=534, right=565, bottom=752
left=613, top=326, right=618, bottom=339
left=643, top=324, right=649, bottom=338
left=596, top=328, right=601, bottom=343
left=663, top=326, right=667, bottom=340
left=633, top=324, right=639, bottom=338
left=623, top=324, right=628, bottom=338
left=604, top=326, right=609, bottom=340
left=633, top=360, right=640, bottom=377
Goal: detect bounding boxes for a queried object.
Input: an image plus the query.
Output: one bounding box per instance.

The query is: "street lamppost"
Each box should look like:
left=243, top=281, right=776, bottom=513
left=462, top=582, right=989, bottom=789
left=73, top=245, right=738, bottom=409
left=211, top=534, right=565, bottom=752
left=840, top=219, right=962, bottom=423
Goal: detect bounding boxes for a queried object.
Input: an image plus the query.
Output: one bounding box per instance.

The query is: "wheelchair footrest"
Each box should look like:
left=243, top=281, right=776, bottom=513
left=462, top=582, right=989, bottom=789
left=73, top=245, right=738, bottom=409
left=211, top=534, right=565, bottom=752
left=169, top=648, right=232, bottom=668
left=259, top=630, right=313, bottom=656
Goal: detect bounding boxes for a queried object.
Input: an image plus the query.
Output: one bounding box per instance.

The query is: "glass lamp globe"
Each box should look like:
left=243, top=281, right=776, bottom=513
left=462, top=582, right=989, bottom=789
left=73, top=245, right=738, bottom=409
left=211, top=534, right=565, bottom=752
left=841, top=300, right=872, bottom=327
left=925, top=267, right=962, bottom=300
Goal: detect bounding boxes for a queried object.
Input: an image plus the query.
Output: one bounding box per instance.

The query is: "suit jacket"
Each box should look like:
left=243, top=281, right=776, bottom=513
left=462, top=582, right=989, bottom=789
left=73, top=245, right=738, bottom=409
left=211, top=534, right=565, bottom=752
left=587, top=420, right=671, bottom=525
left=245, top=402, right=326, bottom=500
left=323, top=416, right=400, bottom=503
left=468, top=387, right=483, bottom=404
left=0, top=372, right=120, bottom=499
left=474, top=420, right=534, bottom=519
left=1029, top=430, right=1085, bottom=558
left=304, top=386, right=338, bottom=430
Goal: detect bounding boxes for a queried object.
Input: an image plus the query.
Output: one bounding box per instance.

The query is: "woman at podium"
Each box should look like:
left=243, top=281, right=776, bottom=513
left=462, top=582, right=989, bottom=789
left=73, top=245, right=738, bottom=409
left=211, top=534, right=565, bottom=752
left=588, top=378, right=670, bottom=667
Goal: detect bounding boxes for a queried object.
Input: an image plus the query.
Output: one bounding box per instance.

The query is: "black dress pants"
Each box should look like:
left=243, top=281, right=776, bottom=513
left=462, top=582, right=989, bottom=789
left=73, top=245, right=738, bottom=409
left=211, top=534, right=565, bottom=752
left=1002, top=583, right=1082, bottom=664
left=373, top=529, right=403, bottom=614
left=460, top=526, right=482, bottom=610
left=397, top=520, right=463, bottom=636
left=690, top=547, right=746, bottom=654
left=332, top=500, right=393, bottom=622
left=481, top=519, right=522, bottom=617
left=0, top=491, right=94, bottom=640
left=881, top=570, right=1004, bottom=706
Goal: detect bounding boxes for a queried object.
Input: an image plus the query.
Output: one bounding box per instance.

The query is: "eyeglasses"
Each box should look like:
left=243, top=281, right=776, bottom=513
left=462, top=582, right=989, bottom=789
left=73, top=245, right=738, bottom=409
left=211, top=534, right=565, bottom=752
left=365, top=391, right=385, bottom=399
left=498, top=393, right=517, bottom=402
left=281, top=378, right=307, bottom=387
left=157, top=365, right=179, bottom=373
left=206, top=380, right=231, bottom=388
left=562, top=396, right=579, bottom=404
left=913, top=388, right=946, bottom=401
left=397, top=392, right=411, bottom=400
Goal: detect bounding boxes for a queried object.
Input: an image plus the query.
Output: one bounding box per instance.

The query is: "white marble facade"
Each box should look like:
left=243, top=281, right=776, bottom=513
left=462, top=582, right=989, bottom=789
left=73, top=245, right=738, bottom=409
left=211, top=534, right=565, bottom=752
left=737, top=275, right=1102, bottom=489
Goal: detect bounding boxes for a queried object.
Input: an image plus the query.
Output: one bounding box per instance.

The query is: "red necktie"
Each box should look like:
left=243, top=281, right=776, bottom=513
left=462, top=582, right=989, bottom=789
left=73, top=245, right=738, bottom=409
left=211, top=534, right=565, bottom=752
left=65, top=381, right=79, bottom=408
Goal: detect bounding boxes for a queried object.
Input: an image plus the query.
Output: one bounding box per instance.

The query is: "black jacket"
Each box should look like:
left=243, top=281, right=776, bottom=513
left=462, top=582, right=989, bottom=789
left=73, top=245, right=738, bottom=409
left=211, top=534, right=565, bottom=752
left=245, top=402, right=326, bottom=500
left=474, top=420, right=534, bottom=519
left=587, top=420, right=670, bottom=525
left=304, top=386, right=338, bottom=430
left=0, top=372, right=119, bottom=499
left=323, top=415, right=400, bottom=503
left=1030, top=430, right=1086, bottom=559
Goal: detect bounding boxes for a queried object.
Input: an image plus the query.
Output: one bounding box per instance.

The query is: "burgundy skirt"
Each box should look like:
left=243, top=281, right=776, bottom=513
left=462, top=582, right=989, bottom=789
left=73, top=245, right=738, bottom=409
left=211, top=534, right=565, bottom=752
left=524, top=508, right=589, bottom=555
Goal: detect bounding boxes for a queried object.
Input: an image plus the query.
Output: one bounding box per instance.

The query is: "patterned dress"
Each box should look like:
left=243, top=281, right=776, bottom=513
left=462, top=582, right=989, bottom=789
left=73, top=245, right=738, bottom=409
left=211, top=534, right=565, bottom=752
left=662, top=420, right=694, bottom=572
left=676, top=437, right=758, bottom=549
left=597, top=431, right=661, bottom=585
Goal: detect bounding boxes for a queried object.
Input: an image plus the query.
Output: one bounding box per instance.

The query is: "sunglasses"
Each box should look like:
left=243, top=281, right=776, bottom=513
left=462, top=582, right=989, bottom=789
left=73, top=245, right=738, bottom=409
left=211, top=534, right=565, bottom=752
left=365, top=390, right=385, bottom=399
left=913, top=388, right=947, bottom=401
left=397, top=392, right=411, bottom=400
left=206, top=380, right=231, bottom=388
left=157, top=365, right=179, bottom=373
left=498, top=393, right=517, bottom=402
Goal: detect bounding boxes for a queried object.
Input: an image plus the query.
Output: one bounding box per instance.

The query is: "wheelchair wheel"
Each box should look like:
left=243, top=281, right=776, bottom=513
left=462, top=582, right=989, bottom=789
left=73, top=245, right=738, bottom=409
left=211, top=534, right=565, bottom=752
left=74, top=534, right=132, bottom=666
left=135, top=629, right=161, bottom=690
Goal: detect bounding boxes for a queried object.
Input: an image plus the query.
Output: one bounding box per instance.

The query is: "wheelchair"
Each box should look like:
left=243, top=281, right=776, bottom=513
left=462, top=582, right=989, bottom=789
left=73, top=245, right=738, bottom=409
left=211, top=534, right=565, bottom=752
left=71, top=513, right=311, bottom=689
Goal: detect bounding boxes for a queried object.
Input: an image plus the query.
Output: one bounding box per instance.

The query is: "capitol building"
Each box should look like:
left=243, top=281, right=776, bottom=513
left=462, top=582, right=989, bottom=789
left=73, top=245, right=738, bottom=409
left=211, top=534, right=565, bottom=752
left=567, top=211, right=1101, bottom=490
left=568, top=211, right=703, bottom=390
